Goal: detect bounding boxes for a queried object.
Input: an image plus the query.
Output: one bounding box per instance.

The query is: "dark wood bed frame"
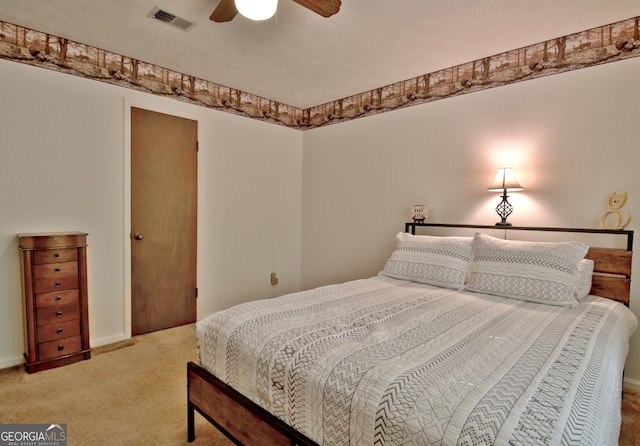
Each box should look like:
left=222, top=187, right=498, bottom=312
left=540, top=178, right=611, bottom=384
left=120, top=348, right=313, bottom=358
left=187, top=224, right=633, bottom=445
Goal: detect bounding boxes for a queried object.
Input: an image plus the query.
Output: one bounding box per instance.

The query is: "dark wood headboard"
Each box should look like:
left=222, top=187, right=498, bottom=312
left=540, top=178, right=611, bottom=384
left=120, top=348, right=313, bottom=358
left=405, top=223, right=634, bottom=306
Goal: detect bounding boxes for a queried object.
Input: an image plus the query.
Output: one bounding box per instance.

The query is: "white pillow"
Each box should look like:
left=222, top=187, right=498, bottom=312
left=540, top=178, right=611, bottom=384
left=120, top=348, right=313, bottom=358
left=465, top=232, right=588, bottom=307
left=380, top=232, right=473, bottom=290
left=573, top=258, right=594, bottom=300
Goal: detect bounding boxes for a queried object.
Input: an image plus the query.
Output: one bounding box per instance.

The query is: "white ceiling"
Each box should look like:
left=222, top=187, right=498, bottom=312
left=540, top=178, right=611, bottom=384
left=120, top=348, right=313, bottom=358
left=2, top=0, right=639, bottom=109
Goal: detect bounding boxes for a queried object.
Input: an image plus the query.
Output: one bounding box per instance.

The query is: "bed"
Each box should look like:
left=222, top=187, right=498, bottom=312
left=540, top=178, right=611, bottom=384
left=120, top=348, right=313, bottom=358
left=187, top=224, right=637, bottom=445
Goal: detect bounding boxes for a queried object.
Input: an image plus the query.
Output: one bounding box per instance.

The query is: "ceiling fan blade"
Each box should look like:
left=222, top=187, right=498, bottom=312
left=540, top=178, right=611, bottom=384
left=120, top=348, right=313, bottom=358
left=291, top=0, right=341, bottom=18
left=210, top=0, right=238, bottom=22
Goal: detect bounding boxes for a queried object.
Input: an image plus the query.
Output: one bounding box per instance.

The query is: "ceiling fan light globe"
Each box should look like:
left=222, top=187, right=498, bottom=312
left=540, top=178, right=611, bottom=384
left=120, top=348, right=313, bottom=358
left=235, top=0, right=278, bottom=20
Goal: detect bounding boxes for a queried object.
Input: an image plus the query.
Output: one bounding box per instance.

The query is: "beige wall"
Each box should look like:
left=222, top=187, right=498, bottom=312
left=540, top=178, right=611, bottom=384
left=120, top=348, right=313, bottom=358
left=301, top=56, right=640, bottom=387
left=0, top=58, right=303, bottom=367
left=1, top=51, right=640, bottom=389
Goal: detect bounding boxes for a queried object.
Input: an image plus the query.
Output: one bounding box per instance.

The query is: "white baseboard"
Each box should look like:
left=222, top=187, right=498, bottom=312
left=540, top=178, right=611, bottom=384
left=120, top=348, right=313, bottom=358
left=0, top=355, right=25, bottom=369
left=91, top=333, right=130, bottom=348
left=623, top=376, right=640, bottom=391
left=0, top=333, right=131, bottom=370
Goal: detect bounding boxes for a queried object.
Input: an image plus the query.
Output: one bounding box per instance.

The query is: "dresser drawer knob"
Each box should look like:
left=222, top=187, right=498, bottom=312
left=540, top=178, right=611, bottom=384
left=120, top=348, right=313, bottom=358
left=57, top=345, right=64, bottom=351
left=56, top=328, right=63, bottom=334
left=55, top=282, right=61, bottom=287
left=56, top=311, right=63, bottom=318
left=54, top=253, right=60, bottom=258
left=55, top=296, right=62, bottom=302
left=54, top=268, right=60, bottom=272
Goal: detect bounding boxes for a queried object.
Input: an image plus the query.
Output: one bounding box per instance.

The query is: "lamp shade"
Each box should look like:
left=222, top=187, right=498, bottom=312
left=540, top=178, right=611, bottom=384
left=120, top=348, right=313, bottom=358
left=487, top=168, right=523, bottom=192
left=235, top=0, right=278, bottom=20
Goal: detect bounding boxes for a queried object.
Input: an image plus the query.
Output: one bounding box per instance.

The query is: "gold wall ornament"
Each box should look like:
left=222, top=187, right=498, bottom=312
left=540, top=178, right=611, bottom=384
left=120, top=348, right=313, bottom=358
left=600, top=192, right=631, bottom=230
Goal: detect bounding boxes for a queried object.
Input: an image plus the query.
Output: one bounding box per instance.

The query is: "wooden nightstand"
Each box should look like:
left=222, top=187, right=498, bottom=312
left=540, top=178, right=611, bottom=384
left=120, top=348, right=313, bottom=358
left=18, top=232, right=91, bottom=373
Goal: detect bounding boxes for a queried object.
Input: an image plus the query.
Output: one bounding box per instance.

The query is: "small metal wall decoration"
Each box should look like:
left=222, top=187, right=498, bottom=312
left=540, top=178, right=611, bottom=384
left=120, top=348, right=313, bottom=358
left=600, top=192, right=631, bottom=230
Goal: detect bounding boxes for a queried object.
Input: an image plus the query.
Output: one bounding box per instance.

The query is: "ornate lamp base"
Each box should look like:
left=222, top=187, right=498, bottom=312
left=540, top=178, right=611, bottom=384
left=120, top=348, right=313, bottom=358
left=495, top=192, right=513, bottom=226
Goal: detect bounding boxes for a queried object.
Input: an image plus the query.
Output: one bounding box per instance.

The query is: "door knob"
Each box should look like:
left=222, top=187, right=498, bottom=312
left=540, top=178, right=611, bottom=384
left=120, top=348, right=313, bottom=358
left=134, top=233, right=144, bottom=240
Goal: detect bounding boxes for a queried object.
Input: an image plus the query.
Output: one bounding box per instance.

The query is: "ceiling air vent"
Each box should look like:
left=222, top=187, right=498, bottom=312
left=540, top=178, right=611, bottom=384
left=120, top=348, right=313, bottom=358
left=147, top=7, right=194, bottom=31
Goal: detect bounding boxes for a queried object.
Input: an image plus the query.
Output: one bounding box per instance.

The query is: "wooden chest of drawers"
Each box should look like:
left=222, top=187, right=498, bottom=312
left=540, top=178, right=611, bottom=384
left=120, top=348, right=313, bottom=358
left=18, top=232, right=91, bottom=373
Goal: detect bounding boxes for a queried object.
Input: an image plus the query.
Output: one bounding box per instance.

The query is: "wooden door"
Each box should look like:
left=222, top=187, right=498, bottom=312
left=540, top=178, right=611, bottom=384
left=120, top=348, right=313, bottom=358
left=131, top=107, right=197, bottom=335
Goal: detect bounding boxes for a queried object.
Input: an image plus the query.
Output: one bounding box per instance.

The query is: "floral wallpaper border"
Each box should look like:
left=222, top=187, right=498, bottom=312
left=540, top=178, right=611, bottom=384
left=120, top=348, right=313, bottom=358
left=0, top=17, right=639, bottom=130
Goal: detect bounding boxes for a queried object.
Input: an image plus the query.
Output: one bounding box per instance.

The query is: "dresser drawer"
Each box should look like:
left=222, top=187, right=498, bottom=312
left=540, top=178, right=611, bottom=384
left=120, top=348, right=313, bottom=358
left=36, top=302, right=79, bottom=326
left=34, top=261, right=78, bottom=279
left=19, top=232, right=87, bottom=250
left=35, top=289, right=79, bottom=309
left=33, top=248, right=78, bottom=265
left=34, top=275, right=78, bottom=294
left=38, top=336, right=82, bottom=361
left=37, top=319, right=81, bottom=343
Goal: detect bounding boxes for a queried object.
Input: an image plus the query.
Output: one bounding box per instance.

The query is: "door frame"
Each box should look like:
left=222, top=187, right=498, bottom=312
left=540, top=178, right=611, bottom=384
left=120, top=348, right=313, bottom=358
left=123, top=98, right=199, bottom=338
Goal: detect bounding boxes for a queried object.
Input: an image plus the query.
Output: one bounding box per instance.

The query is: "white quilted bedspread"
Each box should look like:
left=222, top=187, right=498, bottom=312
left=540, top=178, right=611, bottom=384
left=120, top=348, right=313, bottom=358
left=196, top=276, right=637, bottom=446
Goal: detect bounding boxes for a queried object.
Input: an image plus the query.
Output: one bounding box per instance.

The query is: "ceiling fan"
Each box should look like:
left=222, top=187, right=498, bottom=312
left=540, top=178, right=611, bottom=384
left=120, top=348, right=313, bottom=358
left=210, top=0, right=341, bottom=22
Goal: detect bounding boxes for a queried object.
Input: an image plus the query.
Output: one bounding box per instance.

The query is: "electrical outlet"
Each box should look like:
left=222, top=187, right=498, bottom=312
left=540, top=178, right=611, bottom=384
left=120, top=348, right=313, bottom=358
left=271, top=272, right=279, bottom=285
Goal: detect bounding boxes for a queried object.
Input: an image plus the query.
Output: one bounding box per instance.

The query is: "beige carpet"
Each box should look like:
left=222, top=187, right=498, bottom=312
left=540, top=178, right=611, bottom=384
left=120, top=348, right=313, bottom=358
left=0, top=323, right=638, bottom=445
left=0, top=324, right=232, bottom=446
left=621, top=387, right=640, bottom=446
